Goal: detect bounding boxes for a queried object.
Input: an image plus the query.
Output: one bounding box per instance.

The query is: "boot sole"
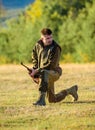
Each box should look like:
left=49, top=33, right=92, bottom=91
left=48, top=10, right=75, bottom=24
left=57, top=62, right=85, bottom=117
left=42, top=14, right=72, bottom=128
left=33, top=103, right=46, bottom=106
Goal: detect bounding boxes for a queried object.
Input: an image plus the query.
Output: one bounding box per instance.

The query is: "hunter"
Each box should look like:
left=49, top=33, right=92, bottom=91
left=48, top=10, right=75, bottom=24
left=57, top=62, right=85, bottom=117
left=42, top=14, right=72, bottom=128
left=29, top=28, right=78, bottom=106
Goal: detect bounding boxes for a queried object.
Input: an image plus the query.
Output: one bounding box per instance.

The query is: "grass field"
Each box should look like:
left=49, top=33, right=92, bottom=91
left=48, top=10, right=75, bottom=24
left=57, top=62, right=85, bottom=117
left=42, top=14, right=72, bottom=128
left=0, top=64, right=95, bottom=130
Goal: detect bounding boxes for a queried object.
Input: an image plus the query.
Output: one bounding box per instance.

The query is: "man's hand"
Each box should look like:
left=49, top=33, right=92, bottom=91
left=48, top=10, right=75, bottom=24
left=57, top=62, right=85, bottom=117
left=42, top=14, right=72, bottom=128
left=29, top=68, right=39, bottom=84
left=29, top=68, right=38, bottom=77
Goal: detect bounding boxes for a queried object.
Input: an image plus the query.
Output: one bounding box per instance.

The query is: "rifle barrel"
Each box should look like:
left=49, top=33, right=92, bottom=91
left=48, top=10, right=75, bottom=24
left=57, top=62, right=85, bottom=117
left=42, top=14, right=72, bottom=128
left=21, top=62, right=31, bottom=71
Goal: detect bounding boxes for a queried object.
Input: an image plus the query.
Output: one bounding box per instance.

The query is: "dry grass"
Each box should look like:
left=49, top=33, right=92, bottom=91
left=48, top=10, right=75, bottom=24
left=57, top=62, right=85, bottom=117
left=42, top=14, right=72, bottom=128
left=0, top=64, right=95, bottom=130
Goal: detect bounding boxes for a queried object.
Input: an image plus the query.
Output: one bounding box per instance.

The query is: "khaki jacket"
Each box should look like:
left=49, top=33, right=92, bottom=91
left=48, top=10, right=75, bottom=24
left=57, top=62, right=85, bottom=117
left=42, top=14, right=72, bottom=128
left=32, top=40, right=62, bottom=75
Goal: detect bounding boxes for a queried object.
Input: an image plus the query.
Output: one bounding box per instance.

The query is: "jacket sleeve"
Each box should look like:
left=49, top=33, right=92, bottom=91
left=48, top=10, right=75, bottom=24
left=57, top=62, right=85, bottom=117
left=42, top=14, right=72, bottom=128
left=32, top=44, right=38, bottom=69
left=49, top=46, right=61, bottom=69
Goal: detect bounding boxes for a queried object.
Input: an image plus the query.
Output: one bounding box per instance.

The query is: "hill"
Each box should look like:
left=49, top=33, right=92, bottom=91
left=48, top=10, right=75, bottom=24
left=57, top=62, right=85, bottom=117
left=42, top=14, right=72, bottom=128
left=0, top=0, right=34, bottom=25
left=2, top=0, right=34, bottom=9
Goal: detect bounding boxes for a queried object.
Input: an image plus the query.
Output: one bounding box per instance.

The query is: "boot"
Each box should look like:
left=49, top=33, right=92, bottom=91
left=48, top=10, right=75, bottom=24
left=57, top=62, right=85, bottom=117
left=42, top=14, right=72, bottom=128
left=66, top=85, right=78, bottom=101
left=33, top=92, right=46, bottom=106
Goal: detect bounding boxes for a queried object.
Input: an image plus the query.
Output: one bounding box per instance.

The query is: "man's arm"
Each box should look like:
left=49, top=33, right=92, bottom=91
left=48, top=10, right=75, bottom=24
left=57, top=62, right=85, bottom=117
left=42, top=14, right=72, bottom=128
left=32, top=44, right=38, bottom=69
left=49, top=46, right=61, bottom=69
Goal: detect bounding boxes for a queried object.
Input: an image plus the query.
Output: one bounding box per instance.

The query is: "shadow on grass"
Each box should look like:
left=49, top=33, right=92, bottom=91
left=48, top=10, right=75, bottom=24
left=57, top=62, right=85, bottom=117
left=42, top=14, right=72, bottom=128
left=62, top=100, right=95, bottom=104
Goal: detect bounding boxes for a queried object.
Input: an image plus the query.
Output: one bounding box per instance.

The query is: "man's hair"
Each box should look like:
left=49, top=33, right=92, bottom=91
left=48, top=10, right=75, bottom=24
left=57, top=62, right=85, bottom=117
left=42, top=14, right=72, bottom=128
left=41, top=28, right=52, bottom=35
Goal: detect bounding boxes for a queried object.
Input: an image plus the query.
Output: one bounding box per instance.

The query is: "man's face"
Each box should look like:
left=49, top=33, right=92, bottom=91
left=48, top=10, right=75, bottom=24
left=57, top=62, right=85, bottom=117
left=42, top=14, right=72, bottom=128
left=41, top=34, right=53, bottom=46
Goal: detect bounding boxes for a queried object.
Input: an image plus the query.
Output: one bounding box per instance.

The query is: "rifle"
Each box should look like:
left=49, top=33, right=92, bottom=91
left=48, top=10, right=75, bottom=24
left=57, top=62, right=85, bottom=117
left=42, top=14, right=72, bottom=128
left=21, top=62, right=39, bottom=84
left=21, top=62, right=32, bottom=72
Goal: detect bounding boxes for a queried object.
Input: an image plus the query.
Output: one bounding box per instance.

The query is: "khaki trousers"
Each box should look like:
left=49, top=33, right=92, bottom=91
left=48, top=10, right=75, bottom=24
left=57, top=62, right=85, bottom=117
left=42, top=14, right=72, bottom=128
left=39, top=70, right=67, bottom=103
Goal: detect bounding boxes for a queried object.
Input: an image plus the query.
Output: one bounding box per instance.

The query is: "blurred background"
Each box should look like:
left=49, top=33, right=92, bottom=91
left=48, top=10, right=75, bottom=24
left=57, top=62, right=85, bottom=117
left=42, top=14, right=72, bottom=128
left=0, top=0, right=95, bottom=64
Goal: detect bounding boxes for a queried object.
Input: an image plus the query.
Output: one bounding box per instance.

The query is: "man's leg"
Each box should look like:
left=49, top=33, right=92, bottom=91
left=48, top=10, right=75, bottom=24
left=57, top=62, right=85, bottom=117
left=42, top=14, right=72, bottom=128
left=47, top=71, right=67, bottom=103
left=33, top=70, right=48, bottom=106
left=47, top=71, right=78, bottom=103
left=33, top=70, right=78, bottom=105
left=47, top=82, right=68, bottom=103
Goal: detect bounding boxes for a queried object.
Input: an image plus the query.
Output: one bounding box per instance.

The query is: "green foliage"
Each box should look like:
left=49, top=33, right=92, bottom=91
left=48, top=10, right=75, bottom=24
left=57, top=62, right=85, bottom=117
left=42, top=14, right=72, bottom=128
left=0, top=0, right=95, bottom=63
left=59, top=1, right=95, bottom=63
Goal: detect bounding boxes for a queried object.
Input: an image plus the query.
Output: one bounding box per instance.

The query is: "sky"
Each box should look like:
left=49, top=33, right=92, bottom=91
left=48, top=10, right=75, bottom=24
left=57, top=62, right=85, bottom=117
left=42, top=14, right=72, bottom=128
left=2, top=0, right=34, bottom=9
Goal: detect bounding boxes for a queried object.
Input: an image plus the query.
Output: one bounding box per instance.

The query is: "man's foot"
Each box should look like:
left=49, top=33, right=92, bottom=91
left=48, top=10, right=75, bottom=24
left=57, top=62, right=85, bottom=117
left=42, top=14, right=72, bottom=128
left=66, top=85, right=78, bottom=101
left=33, top=92, right=46, bottom=106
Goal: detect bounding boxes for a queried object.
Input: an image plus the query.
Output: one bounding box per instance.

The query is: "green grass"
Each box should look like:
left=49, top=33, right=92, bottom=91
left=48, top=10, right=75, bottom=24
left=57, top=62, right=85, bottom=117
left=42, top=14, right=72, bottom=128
left=0, top=64, right=95, bottom=130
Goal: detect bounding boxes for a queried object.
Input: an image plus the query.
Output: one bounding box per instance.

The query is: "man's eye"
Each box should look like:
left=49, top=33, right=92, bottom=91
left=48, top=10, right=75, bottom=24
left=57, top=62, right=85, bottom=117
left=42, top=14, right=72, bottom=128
left=46, top=38, right=51, bottom=40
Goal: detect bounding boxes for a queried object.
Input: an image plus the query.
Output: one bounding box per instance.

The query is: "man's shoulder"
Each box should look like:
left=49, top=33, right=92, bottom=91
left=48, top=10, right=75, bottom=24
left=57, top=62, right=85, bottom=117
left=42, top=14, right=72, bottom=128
left=36, top=39, right=44, bottom=47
